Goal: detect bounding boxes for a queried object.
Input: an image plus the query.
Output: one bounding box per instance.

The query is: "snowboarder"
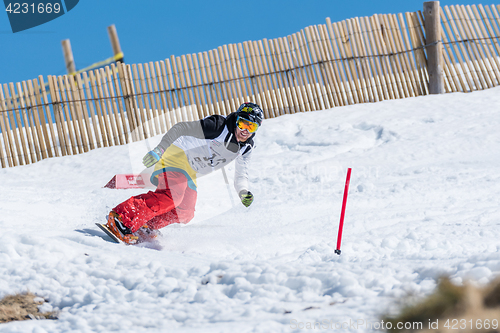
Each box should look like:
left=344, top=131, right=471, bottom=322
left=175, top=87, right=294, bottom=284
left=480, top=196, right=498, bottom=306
left=105, top=102, right=264, bottom=244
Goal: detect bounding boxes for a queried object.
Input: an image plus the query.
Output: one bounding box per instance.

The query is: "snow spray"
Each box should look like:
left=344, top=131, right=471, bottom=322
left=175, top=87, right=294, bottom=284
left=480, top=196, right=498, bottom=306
left=335, top=168, right=352, bottom=255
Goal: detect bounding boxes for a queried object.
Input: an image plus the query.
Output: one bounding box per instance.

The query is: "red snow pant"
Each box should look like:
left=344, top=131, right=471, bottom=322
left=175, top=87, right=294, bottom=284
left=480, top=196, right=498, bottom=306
left=113, top=171, right=197, bottom=233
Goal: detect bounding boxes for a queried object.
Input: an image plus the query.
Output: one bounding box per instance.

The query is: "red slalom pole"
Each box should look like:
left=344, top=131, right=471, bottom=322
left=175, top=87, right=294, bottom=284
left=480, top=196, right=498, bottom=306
left=335, top=168, right=352, bottom=255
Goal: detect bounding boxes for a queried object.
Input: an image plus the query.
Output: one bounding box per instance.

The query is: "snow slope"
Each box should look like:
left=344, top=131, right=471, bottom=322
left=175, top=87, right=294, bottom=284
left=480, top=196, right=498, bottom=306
left=1, top=87, right=500, bottom=332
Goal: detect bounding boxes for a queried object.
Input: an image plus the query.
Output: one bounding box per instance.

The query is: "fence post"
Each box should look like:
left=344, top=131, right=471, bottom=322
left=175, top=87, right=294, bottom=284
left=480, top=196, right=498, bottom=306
left=423, top=1, right=444, bottom=94
left=107, top=24, right=124, bottom=63
left=61, top=39, right=76, bottom=75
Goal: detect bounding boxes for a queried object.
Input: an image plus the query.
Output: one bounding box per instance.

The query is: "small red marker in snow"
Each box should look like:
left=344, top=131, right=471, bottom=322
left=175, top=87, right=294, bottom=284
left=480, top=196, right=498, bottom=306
left=335, top=168, right=352, bottom=255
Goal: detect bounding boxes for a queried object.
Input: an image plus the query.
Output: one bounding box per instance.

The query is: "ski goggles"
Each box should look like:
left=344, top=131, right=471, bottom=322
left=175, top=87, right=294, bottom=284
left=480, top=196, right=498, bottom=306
left=236, top=116, right=259, bottom=133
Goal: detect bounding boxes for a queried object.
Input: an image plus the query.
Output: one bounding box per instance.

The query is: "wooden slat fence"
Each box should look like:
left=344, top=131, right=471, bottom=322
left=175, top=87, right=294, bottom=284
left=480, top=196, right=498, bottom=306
left=0, top=4, right=499, bottom=168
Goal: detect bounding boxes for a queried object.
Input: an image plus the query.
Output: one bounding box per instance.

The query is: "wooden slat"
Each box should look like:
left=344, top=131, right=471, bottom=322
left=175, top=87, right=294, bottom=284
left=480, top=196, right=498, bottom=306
left=155, top=61, right=173, bottom=129
left=345, top=18, right=370, bottom=102
left=336, top=20, right=361, bottom=103
left=440, top=7, right=474, bottom=91
left=344, top=19, right=369, bottom=102
left=48, top=76, right=68, bottom=155
left=448, top=5, right=487, bottom=90
left=213, top=48, right=231, bottom=115
left=214, top=47, right=227, bottom=114
left=244, top=41, right=267, bottom=115
left=148, top=61, right=168, bottom=131
left=312, top=24, right=335, bottom=108
left=368, top=15, right=394, bottom=100
left=260, top=39, right=282, bottom=117
left=58, top=76, right=80, bottom=153
left=31, top=79, right=53, bottom=157
left=237, top=43, right=253, bottom=103
left=0, top=83, right=24, bottom=166
left=271, top=38, right=294, bottom=114
left=380, top=14, right=408, bottom=99
left=56, top=76, right=79, bottom=154
left=305, top=26, right=333, bottom=109
left=439, top=24, right=462, bottom=93
left=389, top=14, right=418, bottom=97
left=399, top=13, right=427, bottom=95
left=242, top=42, right=259, bottom=108
left=485, top=5, right=500, bottom=43
left=0, top=82, right=25, bottom=165
left=97, top=68, right=120, bottom=146
left=325, top=18, right=354, bottom=105
left=320, top=24, right=347, bottom=106
left=247, top=41, right=266, bottom=113
left=144, top=63, right=163, bottom=130
left=201, top=51, right=219, bottom=115
left=0, top=85, right=15, bottom=167
left=316, top=24, right=341, bottom=107
left=166, top=57, right=184, bottom=123
left=457, top=5, right=494, bottom=88
left=131, top=64, right=153, bottom=138
left=348, top=19, right=375, bottom=102
left=22, top=80, right=42, bottom=160
left=301, top=28, right=326, bottom=109
left=38, top=77, right=60, bottom=156
left=27, top=79, right=50, bottom=158
left=296, top=30, right=321, bottom=110
left=277, top=37, right=301, bottom=112
left=179, top=54, right=194, bottom=120
left=115, top=63, right=136, bottom=142
left=359, top=16, right=386, bottom=101
left=130, top=64, right=148, bottom=138
left=384, top=14, right=411, bottom=98
left=100, top=67, right=124, bottom=145
left=198, top=52, right=216, bottom=116
left=439, top=10, right=467, bottom=92
left=290, top=33, right=314, bottom=111
left=8, top=82, right=30, bottom=163
left=444, top=5, right=482, bottom=90
left=171, top=55, right=189, bottom=121
left=478, top=5, right=500, bottom=81
left=14, top=81, right=36, bottom=164
left=220, top=45, right=238, bottom=112
left=228, top=44, right=245, bottom=108
left=181, top=55, right=200, bottom=120
left=127, top=63, right=147, bottom=140
left=406, top=12, right=428, bottom=95
left=81, top=72, right=103, bottom=148
left=138, top=64, right=159, bottom=135
left=107, top=65, right=129, bottom=143
left=159, top=60, right=177, bottom=128
left=256, top=40, right=276, bottom=117
left=175, top=56, right=193, bottom=121
left=380, top=13, right=404, bottom=99
left=47, top=76, right=69, bottom=154
left=65, top=75, right=88, bottom=152
left=89, top=70, right=112, bottom=147
left=70, top=74, right=95, bottom=151
left=358, top=17, right=384, bottom=101
left=284, top=35, right=308, bottom=111
left=397, top=12, right=423, bottom=95
left=467, top=5, right=500, bottom=85
left=188, top=54, right=206, bottom=119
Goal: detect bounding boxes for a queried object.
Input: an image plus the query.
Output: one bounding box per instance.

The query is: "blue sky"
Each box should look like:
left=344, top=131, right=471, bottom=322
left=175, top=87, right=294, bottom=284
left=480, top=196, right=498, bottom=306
left=1, top=0, right=473, bottom=85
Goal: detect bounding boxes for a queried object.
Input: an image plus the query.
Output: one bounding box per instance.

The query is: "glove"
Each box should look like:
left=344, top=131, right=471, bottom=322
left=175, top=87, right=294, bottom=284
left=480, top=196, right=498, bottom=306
left=239, top=190, right=254, bottom=207
left=142, top=147, right=165, bottom=168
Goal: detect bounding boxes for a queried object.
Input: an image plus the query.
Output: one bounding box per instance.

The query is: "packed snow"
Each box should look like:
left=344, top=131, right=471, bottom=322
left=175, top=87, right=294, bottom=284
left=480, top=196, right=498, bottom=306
left=1, top=87, right=500, bottom=332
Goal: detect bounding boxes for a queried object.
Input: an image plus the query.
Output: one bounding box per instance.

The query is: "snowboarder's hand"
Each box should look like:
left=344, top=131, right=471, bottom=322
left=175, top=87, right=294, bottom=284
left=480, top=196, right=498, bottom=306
left=239, top=190, right=254, bottom=207
left=142, top=147, right=165, bottom=168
